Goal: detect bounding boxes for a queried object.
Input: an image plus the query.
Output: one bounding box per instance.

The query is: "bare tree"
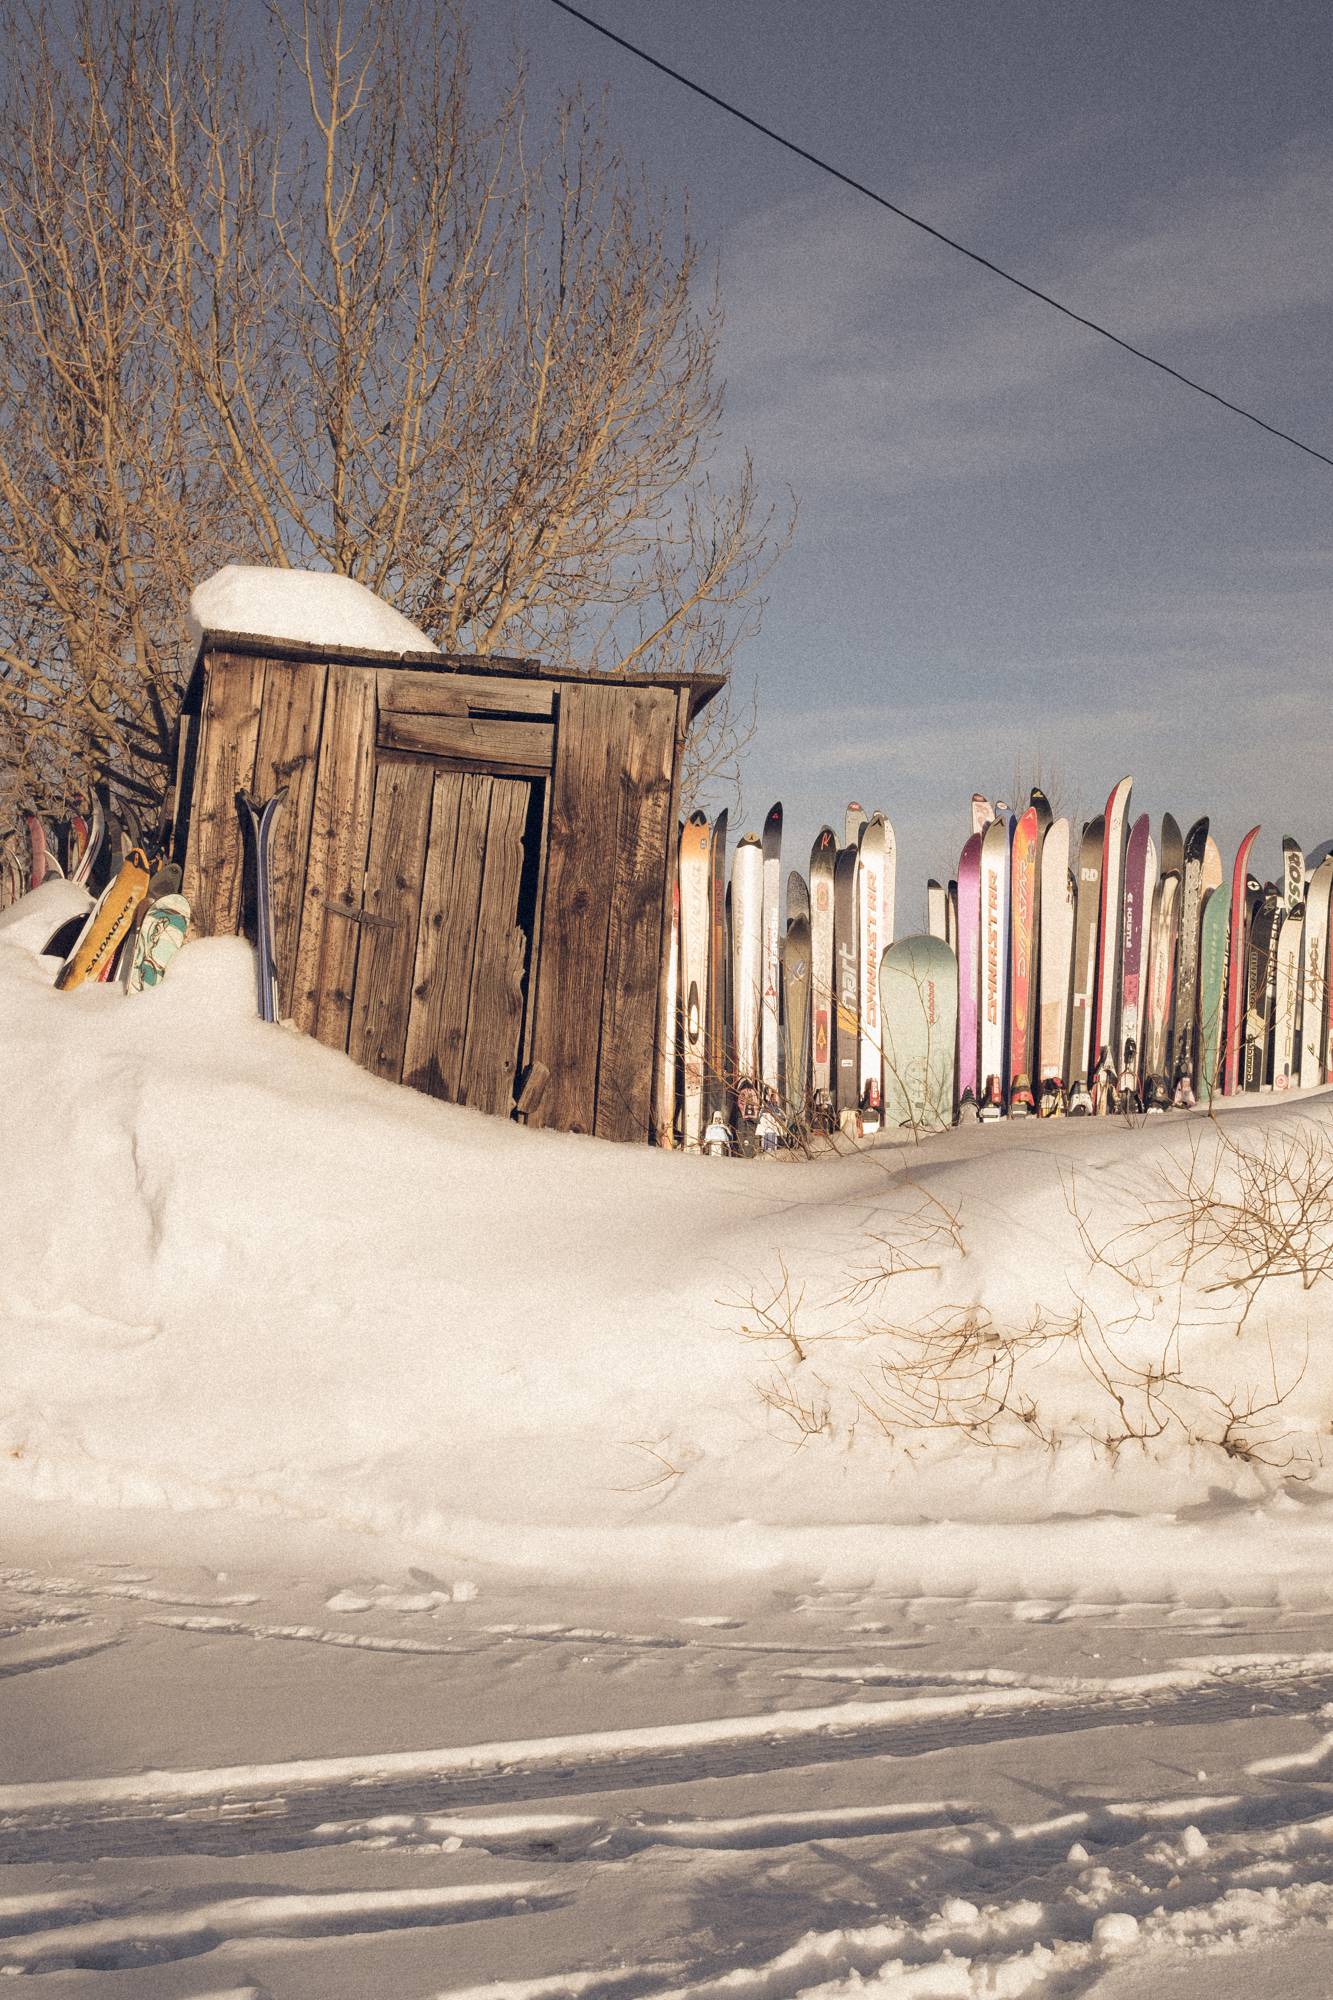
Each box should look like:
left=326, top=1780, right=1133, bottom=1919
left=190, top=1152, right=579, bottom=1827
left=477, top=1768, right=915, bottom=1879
left=0, top=0, right=788, bottom=813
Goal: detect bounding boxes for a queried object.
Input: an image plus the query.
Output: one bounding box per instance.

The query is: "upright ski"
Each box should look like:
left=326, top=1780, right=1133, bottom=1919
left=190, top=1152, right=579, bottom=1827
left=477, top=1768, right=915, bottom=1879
left=1037, top=818, right=1074, bottom=1113
left=1300, top=855, right=1333, bottom=1087
left=1198, top=885, right=1229, bottom=1104
left=761, top=804, right=783, bottom=1103
left=782, top=916, right=812, bottom=1126
left=978, top=817, right=1009, bottom=1116
left=1173, top=818, right=1209, bottom=1096
left=956, top=832, right=983, bottom=1116
left=706, top=810, right=730, bottom=1127
left=833, top=843, right=860, bottom=1128
left=678, top=815, right=712, bottom=1150
left=1117, top=816, right=1154, bottom=1105
left=1007, top=806, right=1039, bottom=1113
left=1272, top=903, right=1303, bottom=1089
left=1093, top=776, right=1133, bottom=1074
left=239, top=789, right=287, bottom=1025
left=809, top=828, right=837, bottom=1121
left=1068, top=815, right=1104, bottom=1110
left=657, top=870, right=680, bottom=1147
left=1223, top=827, right=1261, bottom=1096
left=857, top=815, right=888, bottom=1130
left=731, top=832, right=763, bottom=1115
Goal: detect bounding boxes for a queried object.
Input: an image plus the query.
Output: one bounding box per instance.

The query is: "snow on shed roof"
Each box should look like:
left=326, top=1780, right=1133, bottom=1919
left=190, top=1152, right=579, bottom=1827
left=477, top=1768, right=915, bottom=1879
left=189, top=565, right=440, bottom=659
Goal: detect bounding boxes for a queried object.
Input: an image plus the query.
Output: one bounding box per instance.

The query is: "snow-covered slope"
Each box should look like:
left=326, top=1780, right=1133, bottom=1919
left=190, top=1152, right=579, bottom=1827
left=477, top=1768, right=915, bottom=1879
left=3, top=895, right=1332, bottom=1597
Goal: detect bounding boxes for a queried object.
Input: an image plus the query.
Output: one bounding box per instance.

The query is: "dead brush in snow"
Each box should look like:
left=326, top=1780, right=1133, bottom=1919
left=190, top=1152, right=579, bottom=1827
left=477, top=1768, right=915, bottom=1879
left=737, top=1127, right=1324, bottom=1470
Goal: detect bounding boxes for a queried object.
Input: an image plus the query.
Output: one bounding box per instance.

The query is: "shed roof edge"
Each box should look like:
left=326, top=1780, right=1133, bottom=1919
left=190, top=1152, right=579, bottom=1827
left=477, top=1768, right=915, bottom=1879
left=194, top=630, right=725, bottom=720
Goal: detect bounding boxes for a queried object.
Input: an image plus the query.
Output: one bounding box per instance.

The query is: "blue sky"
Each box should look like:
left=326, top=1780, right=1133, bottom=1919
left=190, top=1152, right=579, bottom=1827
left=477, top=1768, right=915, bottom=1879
left=506, top=0, right=1333, bottom=924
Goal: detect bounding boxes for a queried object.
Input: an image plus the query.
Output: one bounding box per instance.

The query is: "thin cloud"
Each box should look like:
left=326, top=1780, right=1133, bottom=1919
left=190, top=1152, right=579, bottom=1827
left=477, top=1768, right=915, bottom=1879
left=719, top=139, right=1333, bottom=491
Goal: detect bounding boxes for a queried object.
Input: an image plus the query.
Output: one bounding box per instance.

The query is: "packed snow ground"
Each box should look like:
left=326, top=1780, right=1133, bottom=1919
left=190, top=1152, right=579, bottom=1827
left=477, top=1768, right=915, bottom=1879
left=3, top=881, right=1333, bottom=1995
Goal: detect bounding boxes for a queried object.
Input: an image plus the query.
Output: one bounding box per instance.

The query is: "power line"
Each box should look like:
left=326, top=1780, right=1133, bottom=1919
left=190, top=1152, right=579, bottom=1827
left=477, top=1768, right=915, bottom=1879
left=549, top=0, right=1333, bottom=474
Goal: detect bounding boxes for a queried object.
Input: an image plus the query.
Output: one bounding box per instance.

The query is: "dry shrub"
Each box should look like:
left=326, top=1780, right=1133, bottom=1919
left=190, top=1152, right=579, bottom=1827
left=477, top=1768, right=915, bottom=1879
left=737, top=1120, right=1328, bottom=1473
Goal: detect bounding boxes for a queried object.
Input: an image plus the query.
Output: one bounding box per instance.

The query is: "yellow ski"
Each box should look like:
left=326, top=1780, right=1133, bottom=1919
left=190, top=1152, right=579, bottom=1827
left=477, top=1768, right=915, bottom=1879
left=55, top=848, right=152, bottom=990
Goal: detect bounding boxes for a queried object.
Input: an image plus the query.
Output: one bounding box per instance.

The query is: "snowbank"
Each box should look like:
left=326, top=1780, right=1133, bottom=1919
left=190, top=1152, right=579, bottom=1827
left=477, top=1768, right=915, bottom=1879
left=188, top=564, right=439, bottom=657
left=3, top=899, right=1333, bottom=1594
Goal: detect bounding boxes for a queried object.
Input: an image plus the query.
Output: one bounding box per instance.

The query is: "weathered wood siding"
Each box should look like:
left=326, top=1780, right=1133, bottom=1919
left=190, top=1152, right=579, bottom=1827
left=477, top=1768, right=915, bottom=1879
left=179, top=643, right=709, bottom=1142
left=527, top=682, right=678, bottom=1141
left=291, top=664, right=378, bottom=1049
left=400, top=768, right=532, bottom=1115
left=181, top=650, right=266, bottom=935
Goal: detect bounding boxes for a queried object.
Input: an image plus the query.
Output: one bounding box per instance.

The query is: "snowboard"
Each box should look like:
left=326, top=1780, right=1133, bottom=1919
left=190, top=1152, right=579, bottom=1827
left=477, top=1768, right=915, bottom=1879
left=126, top=894, right=191, bottom=991
left=879, top=935, right=958, bottom=1133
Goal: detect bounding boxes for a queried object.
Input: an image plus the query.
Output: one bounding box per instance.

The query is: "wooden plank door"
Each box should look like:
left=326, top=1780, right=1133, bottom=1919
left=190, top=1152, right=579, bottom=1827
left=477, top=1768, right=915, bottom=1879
left=403, top=771, right=533, bottom=1117
left=347, top=757, right=435, bottom=1081
left=527, top=683, right=677, bottom=1140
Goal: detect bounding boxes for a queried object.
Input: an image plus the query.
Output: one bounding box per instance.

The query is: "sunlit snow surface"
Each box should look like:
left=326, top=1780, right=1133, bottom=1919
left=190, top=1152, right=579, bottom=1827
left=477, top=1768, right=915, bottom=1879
left=187, top=563, right=439, bottom=657
left=2, top=889, right=1332, bottom=1995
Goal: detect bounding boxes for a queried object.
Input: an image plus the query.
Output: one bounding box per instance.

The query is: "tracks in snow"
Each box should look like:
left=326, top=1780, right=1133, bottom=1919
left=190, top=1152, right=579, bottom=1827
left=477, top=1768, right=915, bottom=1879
left=3, top=1650, right=1333, bottom=1864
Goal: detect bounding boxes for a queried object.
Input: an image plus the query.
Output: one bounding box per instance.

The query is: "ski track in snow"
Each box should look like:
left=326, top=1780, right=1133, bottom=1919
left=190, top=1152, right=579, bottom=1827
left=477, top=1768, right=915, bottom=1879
left=4, top=1570, right=1333, bottom=1991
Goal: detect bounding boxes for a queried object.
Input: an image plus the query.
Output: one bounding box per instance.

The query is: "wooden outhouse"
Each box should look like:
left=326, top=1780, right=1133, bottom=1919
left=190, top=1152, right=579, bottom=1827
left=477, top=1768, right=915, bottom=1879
left=174, top=624, right=720, bottom=1142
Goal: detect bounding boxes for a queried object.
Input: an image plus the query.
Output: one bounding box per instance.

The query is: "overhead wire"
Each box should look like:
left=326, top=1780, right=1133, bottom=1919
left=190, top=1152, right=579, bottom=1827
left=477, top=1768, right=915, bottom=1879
left=548, top=0, right=1333, bottom=473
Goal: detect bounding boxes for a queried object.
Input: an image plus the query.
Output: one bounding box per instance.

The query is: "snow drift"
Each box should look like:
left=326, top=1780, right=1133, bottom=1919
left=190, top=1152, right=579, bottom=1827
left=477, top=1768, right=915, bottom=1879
left=3, top=887, right=1333, bottom=1597
left=187, top=564, right=439, bottom=657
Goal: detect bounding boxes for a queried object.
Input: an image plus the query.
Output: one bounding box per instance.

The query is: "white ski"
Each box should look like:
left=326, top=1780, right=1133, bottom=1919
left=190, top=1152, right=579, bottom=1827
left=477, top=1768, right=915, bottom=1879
left=678, top=814, right=711, bottom=1152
